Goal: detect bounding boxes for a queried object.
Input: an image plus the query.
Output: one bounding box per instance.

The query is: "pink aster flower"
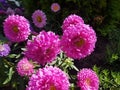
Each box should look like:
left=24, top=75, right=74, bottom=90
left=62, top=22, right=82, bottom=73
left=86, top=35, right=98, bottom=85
left=3, top=15, right=30, bottom=42
left=51, top=3, right=61, bottom=12
left=77, top=68, right=99, bottom=90
left=24, top=30, right=60, bottom=65
left=61, top=24, right=97, bottom=59
left=32, top=10, right=47, bottom=28
left=26, top=66, right=70, bottom=90
left=62, top=14, right=84, bottom=30
left=16, top=57, right=34, bottom=76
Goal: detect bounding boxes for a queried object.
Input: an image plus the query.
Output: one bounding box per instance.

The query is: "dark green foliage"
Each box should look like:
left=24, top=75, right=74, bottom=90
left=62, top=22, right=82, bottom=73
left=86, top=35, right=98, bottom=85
left=0, top=58, right=14, bottom=87
left=93, top=63, right=120, bottom=90
left=105, top=27, right=120, bottom=63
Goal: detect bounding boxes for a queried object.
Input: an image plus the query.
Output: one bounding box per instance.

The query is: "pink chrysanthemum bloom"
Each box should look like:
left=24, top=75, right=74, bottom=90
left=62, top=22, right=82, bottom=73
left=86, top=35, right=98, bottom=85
left=3, top=15, right=30, bottom=42
left=51, top=3, right=61, bottom=12
left=62, top=14, right=84, bottom=30
left=16, top=57, right=34, bottom=76
left=61, top=24, right=97, bottom=59
left=24, top=30, right=60, bottom=65
left=32, top=10, right=47, bottom=28
left=26, top=66, right=70, bottom=90
left=77, top=68, right=99, bottom=90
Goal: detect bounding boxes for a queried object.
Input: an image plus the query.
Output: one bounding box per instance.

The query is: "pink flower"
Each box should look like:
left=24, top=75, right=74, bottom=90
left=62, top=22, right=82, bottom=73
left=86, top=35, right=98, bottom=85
left=62, top=14, right=84, bottom=30
left=16, top=57, right=34, bottom=76
left=77, top=68, right=99, bottom=90
left=51, top=3, right=61, bottom=12
left=24, top=30, right=60, bottom=65
left=61, top=24, right=97, bottom=59
left=26, top=66, right=70, bottom=90
left=3, top=15, right=30, bottom=42
left=32, top=10, right=47, bottom=28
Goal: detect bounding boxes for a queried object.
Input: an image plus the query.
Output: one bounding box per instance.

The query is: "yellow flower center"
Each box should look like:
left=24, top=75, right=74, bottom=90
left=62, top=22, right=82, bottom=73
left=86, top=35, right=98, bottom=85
left=13, top=26, right=19, bottom=33
left=53, top=5, right=59, bottom=11
left=50, top=85, right=56, bottom=90
left=0, top=45, right=4, bottom=51
left=74, top=38, right=85, bottom=47
left=85, top=78, right=91, bottom=85
left=37, top=16, right=42, bottom=22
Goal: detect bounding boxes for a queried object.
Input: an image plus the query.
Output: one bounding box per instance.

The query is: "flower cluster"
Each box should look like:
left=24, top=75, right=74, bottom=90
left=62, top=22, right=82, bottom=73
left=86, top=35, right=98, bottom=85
left=26, top=66, right=70, bottom=90
left=24, top=30, right=60, bottom=65
left=61, top=14, right=97, bottom=59
left=0, top=2, right=100, bottom=90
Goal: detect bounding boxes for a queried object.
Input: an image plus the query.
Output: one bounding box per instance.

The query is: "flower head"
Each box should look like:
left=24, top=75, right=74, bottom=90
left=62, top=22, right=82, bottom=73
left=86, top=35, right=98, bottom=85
left=16, top=57, right=34, bottom=76
left=0, top=44, right=10, bottom=57
left=51, top=3, right=60, bottom=12
left=77, top=68, right=99, bottom=90
left=24, top=30, right=60, bottom=65
left=62, top=14, right=84, bottom=30
left=32, top=10, right=47, bottom=28
left=61, top=24, right=97, bottom=59
left=26, top=66, right=70, bottom=90
left=6, top=7, right=15, bottom=15
left=3, top=15, right=30, bottom=42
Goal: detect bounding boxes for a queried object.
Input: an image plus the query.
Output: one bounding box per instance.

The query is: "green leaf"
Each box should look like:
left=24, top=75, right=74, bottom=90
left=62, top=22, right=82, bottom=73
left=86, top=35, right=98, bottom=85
left=4, top=59, right=14, bottom=67
left=111, top=54, right=118, bottom=60
left=21, top=48, right=26, bottom=51
left=102, top=69, right=109, bottom=76
left=3, top=67, right=14, bottom=85
left=113, top=72, right=120, bottom=85
left=110, top=87, right=120, bottom=90
left=70, top=83, right=75, bottom=90
left=8, top=54, right=17, bottom=58
left=71, top=65, right=79, bottom=71
left=93, top=65, right=100, bottom=74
